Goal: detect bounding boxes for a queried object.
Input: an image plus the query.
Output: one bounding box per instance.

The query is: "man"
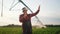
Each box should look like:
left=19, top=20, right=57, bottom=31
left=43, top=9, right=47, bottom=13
left=19, top=5, right=40, bottom=34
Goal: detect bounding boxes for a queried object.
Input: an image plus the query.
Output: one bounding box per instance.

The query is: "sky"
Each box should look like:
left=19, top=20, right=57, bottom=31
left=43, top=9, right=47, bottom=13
left=0, top=0, right=60, bottom=26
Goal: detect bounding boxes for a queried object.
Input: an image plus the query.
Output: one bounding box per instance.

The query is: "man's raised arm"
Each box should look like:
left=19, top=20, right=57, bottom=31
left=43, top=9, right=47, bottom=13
left=30, top=5, right=40, bottom=17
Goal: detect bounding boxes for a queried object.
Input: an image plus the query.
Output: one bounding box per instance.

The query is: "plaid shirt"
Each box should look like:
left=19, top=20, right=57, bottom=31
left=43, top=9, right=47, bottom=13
left=19, top=10, right=39, bottom=23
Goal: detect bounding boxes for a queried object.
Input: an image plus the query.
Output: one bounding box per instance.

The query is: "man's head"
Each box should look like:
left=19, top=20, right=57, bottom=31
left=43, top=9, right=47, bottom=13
left=22, top=7, right=28, bottom=14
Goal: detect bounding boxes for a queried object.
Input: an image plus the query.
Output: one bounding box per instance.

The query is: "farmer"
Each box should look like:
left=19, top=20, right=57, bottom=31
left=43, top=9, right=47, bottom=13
left=19, top=5, right=40, bottom=34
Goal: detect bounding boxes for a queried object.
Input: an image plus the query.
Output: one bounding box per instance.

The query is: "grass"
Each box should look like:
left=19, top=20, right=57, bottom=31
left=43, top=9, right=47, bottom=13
left=0, top=27, right=60, bottom=34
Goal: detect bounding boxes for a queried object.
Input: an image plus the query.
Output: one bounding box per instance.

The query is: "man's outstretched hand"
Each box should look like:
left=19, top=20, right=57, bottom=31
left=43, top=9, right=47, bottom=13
left=38, top=5, right=40, bottom=11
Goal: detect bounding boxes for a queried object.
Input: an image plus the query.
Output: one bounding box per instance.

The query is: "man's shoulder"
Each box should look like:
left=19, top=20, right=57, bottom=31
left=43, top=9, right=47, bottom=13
left=21, top=14, right=24, bottom=15
left=28, top=14, right=31, bottom=15
left=20, top=14, right=31, bottom=16
left=19, top=14, right=24, bottom=16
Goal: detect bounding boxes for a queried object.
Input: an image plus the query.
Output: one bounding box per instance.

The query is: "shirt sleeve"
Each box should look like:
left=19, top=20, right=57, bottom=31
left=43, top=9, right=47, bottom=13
left=30, top=10, right=40, bottom=17
left=19, top=15, right=24, bottom=22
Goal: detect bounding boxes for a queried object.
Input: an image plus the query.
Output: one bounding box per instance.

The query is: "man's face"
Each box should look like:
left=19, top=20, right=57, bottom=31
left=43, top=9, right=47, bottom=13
left=23, top=10, right=27, bottom=14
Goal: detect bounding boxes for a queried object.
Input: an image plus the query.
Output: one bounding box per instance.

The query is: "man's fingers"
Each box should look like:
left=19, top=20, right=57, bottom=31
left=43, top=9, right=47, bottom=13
left=38, top=5, right=40, bottom=10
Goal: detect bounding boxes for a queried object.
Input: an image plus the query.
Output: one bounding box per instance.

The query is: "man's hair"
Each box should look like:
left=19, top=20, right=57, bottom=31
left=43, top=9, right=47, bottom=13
left=22, top=7, right=27, bottom=11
